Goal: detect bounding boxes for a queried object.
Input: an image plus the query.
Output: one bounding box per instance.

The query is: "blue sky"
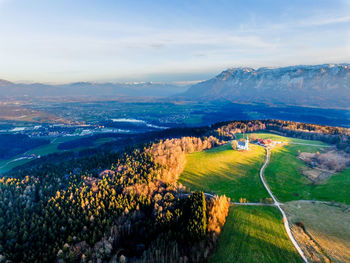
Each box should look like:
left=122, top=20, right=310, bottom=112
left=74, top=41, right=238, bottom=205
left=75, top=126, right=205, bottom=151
left=0, top=0, right=349, bottom=83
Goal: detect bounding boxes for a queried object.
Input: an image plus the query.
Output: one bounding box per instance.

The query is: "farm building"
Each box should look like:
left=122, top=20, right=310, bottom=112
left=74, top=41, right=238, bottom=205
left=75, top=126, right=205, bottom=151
left=237, top=137, right=249, bottom=150
left=257, top=139, right=281, bottom=147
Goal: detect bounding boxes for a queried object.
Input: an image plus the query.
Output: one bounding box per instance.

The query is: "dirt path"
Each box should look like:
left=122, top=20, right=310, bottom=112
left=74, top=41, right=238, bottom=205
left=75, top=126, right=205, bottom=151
left=186, top=192, right=274, bottom=206
left=260, top=148, right=309, bottom=263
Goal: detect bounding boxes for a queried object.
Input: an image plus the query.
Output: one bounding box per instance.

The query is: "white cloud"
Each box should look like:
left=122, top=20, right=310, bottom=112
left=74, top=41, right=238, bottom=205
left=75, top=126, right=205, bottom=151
left=299, top=15, right=350, bottom=27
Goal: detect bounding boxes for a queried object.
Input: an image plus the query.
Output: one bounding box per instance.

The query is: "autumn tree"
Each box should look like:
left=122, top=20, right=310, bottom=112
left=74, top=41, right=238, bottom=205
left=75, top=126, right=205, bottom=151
left=231, top=140, right=238, bottom=150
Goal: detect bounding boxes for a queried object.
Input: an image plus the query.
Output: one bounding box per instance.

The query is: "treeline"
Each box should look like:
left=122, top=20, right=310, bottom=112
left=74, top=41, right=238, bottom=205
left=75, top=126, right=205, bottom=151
left=215, top=120, right=350, bottom=152
left=135, top=194, right=230, bottom=263
left=148, top=136, right=224, bottom=184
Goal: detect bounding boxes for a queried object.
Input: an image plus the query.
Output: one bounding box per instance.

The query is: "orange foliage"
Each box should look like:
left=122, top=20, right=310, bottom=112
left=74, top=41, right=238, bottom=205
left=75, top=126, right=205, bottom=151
left=148, top=136, right=224, bottom=184
left=207, top=195, right=230, bottom=238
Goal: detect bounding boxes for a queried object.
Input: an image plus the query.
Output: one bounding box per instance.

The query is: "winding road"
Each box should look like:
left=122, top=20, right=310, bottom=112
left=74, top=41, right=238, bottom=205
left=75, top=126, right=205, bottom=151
left=197, top=141, right=332, bottom=262
left=259, top=148, right=309, bottom=263
left=200, top=146, right=308, bottom=262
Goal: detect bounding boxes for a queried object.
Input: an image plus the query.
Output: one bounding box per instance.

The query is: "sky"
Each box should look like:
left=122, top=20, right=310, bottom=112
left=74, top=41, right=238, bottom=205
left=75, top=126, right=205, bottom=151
left=0, top=0, right=349, bottom=83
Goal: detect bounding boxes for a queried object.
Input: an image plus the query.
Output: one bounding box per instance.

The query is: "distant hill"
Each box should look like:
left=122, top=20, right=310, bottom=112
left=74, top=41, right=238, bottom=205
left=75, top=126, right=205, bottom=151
left=0, top=80, right=187, bottom=98
left=180, top=64, right=350, bottom=109
left=2, top=64, right=350, bottom=108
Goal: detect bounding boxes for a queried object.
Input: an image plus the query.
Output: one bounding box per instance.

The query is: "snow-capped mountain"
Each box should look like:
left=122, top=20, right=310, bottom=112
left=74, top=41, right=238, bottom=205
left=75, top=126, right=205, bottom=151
left=181, top=64, right=350, bottom=108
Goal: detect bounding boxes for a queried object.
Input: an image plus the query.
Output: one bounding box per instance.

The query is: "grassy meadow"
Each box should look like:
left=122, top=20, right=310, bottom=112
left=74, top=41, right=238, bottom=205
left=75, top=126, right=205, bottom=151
left=179, top=143, right=269, bottom=202
left=235, top=132, right=328, bottom=145
left=209, top=206, right=302, bottom=263
left=284, top=201, right=350, bottom=263
left=264, top=142, right=350, bottom=204
left=0, top=135, right=117, bottom=173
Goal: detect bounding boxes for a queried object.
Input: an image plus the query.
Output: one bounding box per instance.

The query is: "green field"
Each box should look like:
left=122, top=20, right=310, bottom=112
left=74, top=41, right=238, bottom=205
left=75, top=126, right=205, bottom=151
left=179, top=143, right=269, bottom=202
left=0, top=135, right=117, bottom=174
left=264, top=142, right=350, bottom=204
left=0, top=136, right=79, bottom=173
left=209, top=206, right=302, bottom=263
left=236, top=132, right=328, bottom=145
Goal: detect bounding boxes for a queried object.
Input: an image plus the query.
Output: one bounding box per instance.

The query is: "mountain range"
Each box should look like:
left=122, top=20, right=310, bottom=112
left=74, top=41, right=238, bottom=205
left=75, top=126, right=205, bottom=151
left=180, top=64, right=350, bottom=109
left=0, top=81, right=186, bottom=98
left=1, top=63, right=350, bottom=109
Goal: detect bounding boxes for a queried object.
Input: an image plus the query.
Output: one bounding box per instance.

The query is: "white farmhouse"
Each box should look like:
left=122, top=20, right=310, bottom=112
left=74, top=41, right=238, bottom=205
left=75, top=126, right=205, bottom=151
left=237, top=137, right=249, bottom=150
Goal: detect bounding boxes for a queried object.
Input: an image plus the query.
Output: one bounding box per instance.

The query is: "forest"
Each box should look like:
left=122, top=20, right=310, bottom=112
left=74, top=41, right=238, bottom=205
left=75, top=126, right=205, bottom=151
left=0, top=119, right=349, bottom=262
left=0, top=136, right=229, bottom=262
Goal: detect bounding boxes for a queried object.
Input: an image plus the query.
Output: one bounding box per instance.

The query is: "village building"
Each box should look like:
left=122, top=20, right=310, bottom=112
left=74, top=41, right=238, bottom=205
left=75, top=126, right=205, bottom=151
left=237, top=137, right=249, bottom=150
left=257, top=139, right=282, bottom=147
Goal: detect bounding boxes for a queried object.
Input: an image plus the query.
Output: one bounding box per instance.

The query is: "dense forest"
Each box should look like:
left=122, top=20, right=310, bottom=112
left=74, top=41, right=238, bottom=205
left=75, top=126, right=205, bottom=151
left=0, top=136, right=229, bottom=262
left=0, top=119, right=349, bottom=262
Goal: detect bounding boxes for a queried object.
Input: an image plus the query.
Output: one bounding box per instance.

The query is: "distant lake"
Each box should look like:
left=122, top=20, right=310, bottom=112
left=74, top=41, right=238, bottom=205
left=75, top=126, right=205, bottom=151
left=108, top=118, right=168, bottom=132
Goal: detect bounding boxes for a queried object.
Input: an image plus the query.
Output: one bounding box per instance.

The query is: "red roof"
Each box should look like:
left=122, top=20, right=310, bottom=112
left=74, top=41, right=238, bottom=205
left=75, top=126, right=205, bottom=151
left=258, top=139, right=273, bottom=145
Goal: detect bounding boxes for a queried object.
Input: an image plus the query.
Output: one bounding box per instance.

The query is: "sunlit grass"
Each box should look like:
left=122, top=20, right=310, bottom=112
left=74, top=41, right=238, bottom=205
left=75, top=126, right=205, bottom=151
left=265, top=142, right=350, bottom=204
left=236, top=132, right=328, bottom=145
left=209, top=206, right=302, bottom=263
left=179, top=143, right=269, bottom=202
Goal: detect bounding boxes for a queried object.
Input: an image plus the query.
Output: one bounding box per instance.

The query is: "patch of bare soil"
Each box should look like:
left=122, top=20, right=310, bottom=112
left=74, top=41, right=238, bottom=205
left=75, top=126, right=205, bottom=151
left=301, top=168, right=333, bottom=183
left=290, top=224, right=330, bottom=263
left=298, top=150, right=350, bottom=183
left=285, top=201, right=350, bottom=263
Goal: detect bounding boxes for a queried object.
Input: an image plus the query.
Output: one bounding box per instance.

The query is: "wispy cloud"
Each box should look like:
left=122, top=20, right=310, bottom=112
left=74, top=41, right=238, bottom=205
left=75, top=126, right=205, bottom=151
left=0, top=25, right=277, bottom=59
left=299, top=15, right=350, bottom=27
left=0, top=0, right=349, bottom=82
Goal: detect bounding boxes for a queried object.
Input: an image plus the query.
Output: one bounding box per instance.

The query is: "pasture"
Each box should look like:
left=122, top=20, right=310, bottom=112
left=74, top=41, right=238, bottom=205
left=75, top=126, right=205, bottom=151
left=209, top=206, right=302, bottom=263
left=179, top=143, right=269, bottom=202
left=264, top=142, right=350, bottom=204
left=236, top=132, right=328, bottom=145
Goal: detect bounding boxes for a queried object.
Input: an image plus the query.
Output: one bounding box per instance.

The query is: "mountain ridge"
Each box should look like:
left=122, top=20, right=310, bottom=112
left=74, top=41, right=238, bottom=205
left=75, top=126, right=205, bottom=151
left=1, top=63, right=350, bottom=108
left=179, top=63, right=350, bottom=109
left=0, top=81, right=187, bottom=98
